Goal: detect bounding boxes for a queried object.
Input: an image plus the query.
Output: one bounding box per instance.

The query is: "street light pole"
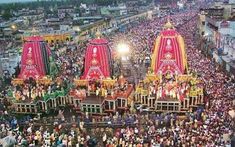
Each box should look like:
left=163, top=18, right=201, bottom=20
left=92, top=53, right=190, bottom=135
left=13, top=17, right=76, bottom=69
left=117, top=43, right=130, bottom=76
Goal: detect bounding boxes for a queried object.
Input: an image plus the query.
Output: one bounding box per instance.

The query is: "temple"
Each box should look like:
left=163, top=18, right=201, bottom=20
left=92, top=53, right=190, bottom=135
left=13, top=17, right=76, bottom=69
left=18, top=36, right=51, bottom=79
left=151, top=19, right=187, bottom=75
left=81, top=32, right=112, bottom=80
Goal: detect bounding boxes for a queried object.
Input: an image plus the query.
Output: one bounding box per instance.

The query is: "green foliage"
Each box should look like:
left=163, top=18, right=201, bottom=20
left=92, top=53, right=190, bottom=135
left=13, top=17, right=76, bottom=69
left=2, top=10, right=13, bottom=20
left=49, top=59, right=59, bottom=79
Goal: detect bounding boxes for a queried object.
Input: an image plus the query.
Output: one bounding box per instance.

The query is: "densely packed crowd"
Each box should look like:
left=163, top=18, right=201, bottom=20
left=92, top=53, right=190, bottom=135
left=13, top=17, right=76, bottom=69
left=0, top=40, right=11, bottom=53
left=102, top=11, right=235, bottom=146
left=0, top=3, right=235, bottom=147
left=11, top=79, right=67, bottom=102
left=109, top=11, right=198, bottom=66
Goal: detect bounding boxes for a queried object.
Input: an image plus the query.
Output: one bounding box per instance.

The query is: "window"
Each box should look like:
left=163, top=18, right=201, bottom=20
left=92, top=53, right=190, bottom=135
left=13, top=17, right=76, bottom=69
left=181, top=101, right=184, bottom=108
left=202, top=21, right=205, bottom=25
left=117, top=99, right=121, bottom=107
left=97, top=108, right=100, bottom=113
left=105, top=101, right=109, bottom=110
left=110, top=102, right=114, bottom=109
left=169, top=106, right=174, bottom=111
left=157, top=105, right=161, bottom=110
left=92, top=108, right=95, bottom=113
left=76, top=100, right=79, bottom=107
left=162, top=106, right=167, bottom=110
left=122, top=99, right=126, bottom=107
left=175, top=106, right=179, bottom=111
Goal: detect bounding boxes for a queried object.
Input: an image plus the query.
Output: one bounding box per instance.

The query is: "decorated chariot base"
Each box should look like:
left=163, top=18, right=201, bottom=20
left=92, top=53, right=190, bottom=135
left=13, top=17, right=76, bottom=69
left=11, top=77, right=70, bottom=114
left=135, top=73, right=204, bottom=112
left=70, top=76, right=134, bottom=115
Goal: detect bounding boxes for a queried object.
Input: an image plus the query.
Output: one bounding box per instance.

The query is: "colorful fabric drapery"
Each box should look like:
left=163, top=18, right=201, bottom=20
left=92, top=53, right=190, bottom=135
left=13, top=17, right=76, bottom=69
left=18, top=36, right=51, bottom=79
left=81, top=38, right=112, bottom=80
left=151, top=23, right=187, bottom=75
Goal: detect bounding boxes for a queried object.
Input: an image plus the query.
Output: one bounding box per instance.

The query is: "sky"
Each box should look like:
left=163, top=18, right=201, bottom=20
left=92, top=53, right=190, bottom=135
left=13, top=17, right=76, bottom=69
left=0, top=0, right=36, bottom=4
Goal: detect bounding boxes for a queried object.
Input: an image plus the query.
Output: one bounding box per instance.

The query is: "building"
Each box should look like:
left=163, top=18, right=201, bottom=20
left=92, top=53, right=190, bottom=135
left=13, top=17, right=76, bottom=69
left=23, top=27, right=74, bottom=44
left=198, top=11, right=206, bottom=36
left=75, top=10, right=152, bottom=41
left=203, top=2, right=235, bottom=20
left=0, top=52, right=20, bottom=76
left=72, top=16, right=103, bottom=26
left=17, top=8, right=45, bottom=24
left=57, top=6, right=74, bottom=19
left=101, top=4, right=128, bottom=16
left=203, top=7, right=224, bottom=21
left=218, top=21, right=235, bottom=74
left=37, top=17, right=73, bottom=30
left=199, top=5, right=235, bottom=75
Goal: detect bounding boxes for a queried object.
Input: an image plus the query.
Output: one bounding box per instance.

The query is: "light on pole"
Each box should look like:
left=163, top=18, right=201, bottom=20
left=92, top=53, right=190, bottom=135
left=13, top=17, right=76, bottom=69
left=11, top=24, right=17, bottom=31
left=117, top=43, right=130, bottom=55
left=116, top=42, right=131, bottom=76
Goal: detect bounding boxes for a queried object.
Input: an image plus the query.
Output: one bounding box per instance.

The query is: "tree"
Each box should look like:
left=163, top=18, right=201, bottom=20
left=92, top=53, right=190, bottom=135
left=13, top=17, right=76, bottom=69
left=2, top=10, right=12, bottom=20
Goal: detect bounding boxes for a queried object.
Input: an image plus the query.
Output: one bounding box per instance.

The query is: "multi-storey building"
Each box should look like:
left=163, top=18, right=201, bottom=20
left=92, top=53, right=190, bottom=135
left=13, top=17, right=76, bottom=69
left=57, top=6, right=74, bottom=19
left=199, top=3, right=235, bottom=75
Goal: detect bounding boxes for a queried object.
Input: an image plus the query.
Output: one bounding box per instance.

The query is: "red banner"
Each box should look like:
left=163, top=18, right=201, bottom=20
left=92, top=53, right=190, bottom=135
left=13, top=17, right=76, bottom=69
left=82, top=38, right=111, bottom=80
left=19, top=36, right=49, bottom=79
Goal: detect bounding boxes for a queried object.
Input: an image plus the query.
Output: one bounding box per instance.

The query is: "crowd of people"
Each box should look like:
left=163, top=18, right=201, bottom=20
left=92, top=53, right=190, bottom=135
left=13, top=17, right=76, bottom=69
left=109, top=10, right=198, bottom=67
left=102, top=9, right=235, bottom=147
left=0, top=40, right=13, bottom=54
left=0, top=2, right=235, bottom=147
left=11, top=78, right=67, bottom=102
